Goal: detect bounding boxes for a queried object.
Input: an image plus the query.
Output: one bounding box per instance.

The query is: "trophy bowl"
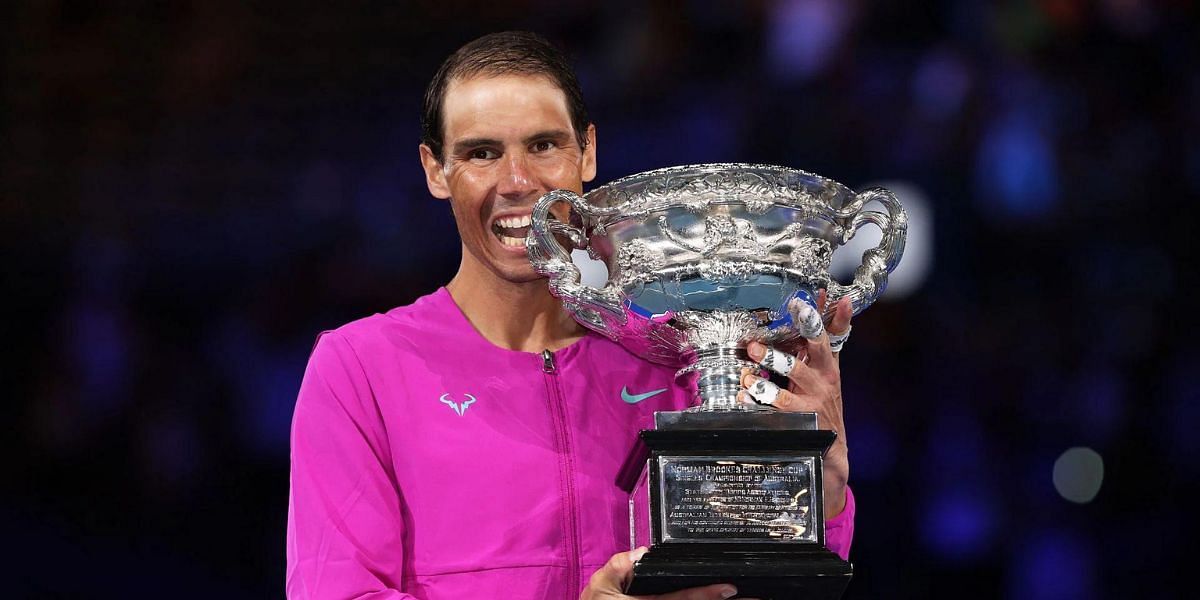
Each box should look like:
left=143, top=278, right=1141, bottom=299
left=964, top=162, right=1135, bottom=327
left=527, top=163, right=907, bottom=411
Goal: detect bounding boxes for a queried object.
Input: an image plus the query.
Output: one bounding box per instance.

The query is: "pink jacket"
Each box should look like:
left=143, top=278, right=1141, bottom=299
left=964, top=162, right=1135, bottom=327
left=287, top=288, right=853, bottom=599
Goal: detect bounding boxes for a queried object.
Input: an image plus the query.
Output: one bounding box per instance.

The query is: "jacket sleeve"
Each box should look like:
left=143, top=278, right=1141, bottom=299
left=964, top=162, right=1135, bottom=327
left=824, top=485, right=855, bottom=561
left=286, top=331, right=419, bottom=599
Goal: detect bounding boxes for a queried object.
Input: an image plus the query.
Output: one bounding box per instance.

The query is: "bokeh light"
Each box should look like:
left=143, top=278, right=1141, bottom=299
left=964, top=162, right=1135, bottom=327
left=1052, top=447, right=1104, bottom=504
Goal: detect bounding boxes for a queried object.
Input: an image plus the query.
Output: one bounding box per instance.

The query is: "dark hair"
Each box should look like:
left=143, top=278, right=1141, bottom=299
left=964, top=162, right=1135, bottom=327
left=421, top=31, right=590, bottom=161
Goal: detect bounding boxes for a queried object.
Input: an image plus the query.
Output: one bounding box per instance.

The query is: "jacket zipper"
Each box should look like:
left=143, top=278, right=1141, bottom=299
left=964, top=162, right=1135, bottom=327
left=542, top=349, right=581, bottom=598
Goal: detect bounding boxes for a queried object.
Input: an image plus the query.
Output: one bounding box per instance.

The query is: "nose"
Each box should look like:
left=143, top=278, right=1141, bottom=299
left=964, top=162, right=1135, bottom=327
left=496, top=152, right=536, bottom=199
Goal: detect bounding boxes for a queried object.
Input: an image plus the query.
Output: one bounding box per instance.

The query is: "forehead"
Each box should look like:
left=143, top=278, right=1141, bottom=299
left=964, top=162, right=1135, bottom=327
left=441, top=74, right=573, bottom=139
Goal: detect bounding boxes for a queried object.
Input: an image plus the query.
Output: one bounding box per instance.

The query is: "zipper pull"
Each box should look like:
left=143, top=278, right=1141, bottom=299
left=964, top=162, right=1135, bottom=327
left=542, top=349, right=556, bottom=373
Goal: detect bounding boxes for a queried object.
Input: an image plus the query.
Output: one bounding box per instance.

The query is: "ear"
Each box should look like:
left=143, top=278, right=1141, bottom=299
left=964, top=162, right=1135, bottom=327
left=581, top=123, right=597, bottom=183
left=419, top=144, right=451, bottom=199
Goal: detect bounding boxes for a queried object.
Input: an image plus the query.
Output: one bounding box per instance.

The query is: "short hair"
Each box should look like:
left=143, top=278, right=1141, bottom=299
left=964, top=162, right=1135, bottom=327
left=421, top=31, right=590, bottom=161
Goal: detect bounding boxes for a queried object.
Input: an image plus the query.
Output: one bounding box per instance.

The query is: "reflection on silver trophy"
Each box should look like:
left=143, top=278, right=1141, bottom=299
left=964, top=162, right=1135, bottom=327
left=527, top=163, right=907, bottom=410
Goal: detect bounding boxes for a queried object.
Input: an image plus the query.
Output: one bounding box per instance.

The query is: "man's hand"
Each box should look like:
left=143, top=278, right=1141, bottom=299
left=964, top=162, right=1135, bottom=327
left=740, top=290, right=852, bottom=520
left=581, top=548, right=744, bottom=600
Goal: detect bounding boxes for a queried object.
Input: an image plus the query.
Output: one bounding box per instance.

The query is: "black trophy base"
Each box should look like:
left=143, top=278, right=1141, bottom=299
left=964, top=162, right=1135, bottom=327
left=626, top=544, right=852, bottom=599
left=626, top=411, right=852, bottom=599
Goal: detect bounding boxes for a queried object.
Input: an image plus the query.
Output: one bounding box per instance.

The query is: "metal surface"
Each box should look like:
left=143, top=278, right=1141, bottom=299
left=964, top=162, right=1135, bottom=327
left=657, top=455, right=818, bottom=544
left=527, top=163, right=906, bottom=411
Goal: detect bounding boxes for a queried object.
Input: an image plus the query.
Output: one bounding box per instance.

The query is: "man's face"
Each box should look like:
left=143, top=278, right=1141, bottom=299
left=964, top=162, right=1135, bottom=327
left=420, top=74, right=597, bottom=284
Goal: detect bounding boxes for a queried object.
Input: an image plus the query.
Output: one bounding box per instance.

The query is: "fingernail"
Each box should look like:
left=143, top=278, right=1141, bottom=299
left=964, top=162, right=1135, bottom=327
left=629, top=547, right=648, bottom=562
left=746, top=342, right=764, bottom=360
left=720, top=586, right=738, bottom=598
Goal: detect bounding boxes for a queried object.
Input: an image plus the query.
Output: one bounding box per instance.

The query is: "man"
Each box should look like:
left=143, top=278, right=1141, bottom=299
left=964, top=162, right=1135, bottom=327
left=287, top=31, right=854, bottom=600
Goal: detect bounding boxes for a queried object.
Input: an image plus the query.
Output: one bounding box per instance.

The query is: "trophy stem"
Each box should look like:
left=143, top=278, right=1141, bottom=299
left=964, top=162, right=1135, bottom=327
left=687, top=346, right=761, bottom=412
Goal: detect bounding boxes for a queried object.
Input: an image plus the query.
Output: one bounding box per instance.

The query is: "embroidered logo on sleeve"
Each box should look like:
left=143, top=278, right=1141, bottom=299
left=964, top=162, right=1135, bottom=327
left=439, top=393, right=477, bottom=416
left=621, top=386, right=668, bottom=404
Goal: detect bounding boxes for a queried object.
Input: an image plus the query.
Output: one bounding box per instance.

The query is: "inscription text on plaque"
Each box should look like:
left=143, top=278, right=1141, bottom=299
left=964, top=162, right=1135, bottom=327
left=658, top=455, right=818, bottom=543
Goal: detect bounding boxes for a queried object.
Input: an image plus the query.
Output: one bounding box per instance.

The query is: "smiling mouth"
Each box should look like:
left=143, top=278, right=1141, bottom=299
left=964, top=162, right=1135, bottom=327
left=492, top=215, right=532, bottom=248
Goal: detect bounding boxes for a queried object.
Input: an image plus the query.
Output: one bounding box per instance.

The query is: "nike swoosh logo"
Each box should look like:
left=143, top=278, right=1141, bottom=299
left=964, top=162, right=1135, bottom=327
left=622, top=386, right=668, bottom=404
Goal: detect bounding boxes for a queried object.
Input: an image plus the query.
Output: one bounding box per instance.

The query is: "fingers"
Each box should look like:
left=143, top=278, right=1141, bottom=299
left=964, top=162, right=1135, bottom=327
left=795, top=297, right=838, bottom=369
left=653, top=584, right=740, bottom=600
left=586, top=549, right=738, bottom=600
left=788, top=297, right=825, bottom=339
left=827, top=326, right=851, bottom=354
left=740, top=370, right=818, bottom=411
left=816, top=289, right=848, bottom=326
left=587, top=548, right=645, bottom=595
left=805, top=331, right=836, bottom=371
left=738, top=371, right=782, bottom=406
left=827, top=296, right=852, bottom=336
left=787, top=296, right=850, bottom=367
left=746, top=340, right=822, bottom=380
left=821, top=297, right=853, bottom=357
left=817, top=290, right=853, bottom=353
left=745, top=342, right=824, bottom=392
left=754, top=344, right=800, bottom=377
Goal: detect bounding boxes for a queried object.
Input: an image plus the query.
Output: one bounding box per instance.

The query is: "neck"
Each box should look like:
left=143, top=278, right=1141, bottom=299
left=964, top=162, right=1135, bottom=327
left=446, top=256, right=586, bottom=353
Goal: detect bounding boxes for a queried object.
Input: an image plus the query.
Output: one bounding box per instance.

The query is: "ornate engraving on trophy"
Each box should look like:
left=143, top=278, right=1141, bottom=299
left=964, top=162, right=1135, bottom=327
left=790, top=237, right=832, bottom=279
left=528, top=163, right=906, bottom=411
left=615, top=239, right=667, bottom=285
left=659, top=456, right=818, bottom=543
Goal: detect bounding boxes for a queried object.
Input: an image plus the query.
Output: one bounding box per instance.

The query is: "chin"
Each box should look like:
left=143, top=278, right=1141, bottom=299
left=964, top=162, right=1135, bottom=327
left=505, top=271, right=548, bottom=285
left=495, top=264, right=548, bottom=285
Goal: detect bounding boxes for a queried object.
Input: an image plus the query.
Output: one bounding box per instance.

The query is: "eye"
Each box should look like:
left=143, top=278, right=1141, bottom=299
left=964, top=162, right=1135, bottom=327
left=468, top=148, right=499, bottom=161
left=531, top=140, right=556, bottom=153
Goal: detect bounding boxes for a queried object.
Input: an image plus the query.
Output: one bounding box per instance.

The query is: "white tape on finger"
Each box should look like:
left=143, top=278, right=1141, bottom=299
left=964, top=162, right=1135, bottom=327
left=759, top=347, right=797, bottom=377
left=745, top=377, right=782, bottom=406
left=828, top=325, right=852, bottom=353
left=789, top=298, right=825, bottom=339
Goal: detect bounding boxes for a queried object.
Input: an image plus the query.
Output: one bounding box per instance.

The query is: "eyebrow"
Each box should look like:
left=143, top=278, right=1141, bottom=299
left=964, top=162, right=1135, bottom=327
left=450, top=137, right=501, bottom=155
left=449, top=130, right=574, bottom=155
left=522, top=129, right=573, bottom=144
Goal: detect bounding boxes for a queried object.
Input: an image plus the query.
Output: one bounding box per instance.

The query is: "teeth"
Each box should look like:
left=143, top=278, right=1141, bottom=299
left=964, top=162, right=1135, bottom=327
left=500, top=235, right=525, bottom=247
left=496, top=215, right=532, bottom=228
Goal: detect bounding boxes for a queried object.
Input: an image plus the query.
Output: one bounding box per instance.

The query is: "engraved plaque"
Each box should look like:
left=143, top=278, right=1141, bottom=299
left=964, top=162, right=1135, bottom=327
left=658, top=455, right=818, bottom=543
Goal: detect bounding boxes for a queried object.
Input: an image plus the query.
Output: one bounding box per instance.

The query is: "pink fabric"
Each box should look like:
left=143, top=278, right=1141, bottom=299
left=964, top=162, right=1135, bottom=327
left=287, top=288, right=854, bottom=599
left=826, top=485, right=855, bottom=556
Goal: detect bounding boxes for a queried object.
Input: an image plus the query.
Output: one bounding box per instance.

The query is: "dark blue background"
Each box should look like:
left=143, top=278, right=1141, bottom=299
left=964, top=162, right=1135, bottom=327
left=3, top=1, right=1196, bottom=598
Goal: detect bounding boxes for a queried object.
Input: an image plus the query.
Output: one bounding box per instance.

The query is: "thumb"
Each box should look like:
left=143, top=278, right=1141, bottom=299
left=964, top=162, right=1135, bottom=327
left=588, top=548, right=646, bottom=594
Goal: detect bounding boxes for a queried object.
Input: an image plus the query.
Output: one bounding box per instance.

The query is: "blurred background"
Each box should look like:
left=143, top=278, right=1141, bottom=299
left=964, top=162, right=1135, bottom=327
left=3, top=1, right=1197, bottom=598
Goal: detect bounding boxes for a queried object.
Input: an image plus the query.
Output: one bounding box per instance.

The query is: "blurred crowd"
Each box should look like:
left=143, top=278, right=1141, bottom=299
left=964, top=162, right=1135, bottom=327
left=2, top=1, right=1196, bottom=598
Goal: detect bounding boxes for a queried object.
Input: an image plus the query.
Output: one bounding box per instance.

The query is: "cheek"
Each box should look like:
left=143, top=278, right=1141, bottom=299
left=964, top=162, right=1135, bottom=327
left=446, top=169, right=493, bottom=211
left=535, top=152, right=585, bottom=186
left=447, top=165, right=483, bottom=189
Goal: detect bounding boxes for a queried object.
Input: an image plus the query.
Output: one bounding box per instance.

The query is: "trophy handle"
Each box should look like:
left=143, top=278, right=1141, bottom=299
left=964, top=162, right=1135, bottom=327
left=826, top=187, right=908, bottom=317
left=528, top=189, right=626, bottom=336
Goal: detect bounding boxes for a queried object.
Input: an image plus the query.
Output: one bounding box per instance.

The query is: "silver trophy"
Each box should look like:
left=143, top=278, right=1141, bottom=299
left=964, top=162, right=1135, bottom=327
left=528, top=163, right=906, bottom=598
left=527, top=163, right=906, bottom=410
